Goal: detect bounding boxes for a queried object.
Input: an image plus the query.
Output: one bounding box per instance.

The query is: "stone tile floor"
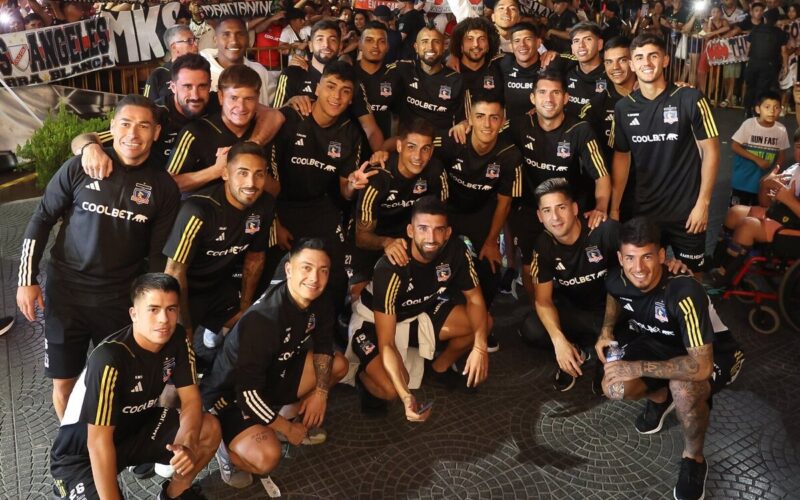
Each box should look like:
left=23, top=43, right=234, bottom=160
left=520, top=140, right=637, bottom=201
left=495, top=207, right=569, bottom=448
left=1, top=197, right=798, bottom=499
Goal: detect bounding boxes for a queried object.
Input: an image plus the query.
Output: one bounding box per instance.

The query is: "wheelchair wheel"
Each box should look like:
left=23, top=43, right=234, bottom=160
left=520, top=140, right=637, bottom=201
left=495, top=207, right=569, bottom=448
left=733, top=277, right=760, bottom=304
left=779, top=260, right=800, bottom=332
left=749, top=306, right=781, bottom=335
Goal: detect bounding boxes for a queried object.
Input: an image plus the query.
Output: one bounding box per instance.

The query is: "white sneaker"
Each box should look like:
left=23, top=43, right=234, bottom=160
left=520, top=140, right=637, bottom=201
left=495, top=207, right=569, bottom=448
left=203, top=328, right=222, bottom=349
left=216, top=442, right=253, bottom=489
left=154, top=463, right=173, bottom=479
left=260, top=475, right=281, bottom=497
left=302, top=427, right=327, bottom=445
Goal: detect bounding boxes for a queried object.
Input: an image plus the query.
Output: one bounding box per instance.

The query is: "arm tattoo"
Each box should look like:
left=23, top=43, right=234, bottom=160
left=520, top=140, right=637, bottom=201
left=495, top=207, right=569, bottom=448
left=313, top=353, right=333, bottom=392
left=609, top=381, right=625, bottom=400
left=355, top=219, right=386, bottom=251
left=639, top=345, right=713, bottom=381
left=601, top=295, right=620, bottom=336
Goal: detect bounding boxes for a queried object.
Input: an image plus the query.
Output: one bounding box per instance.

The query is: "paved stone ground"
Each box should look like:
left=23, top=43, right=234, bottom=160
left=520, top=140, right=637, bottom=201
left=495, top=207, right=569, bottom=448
left=1, top=108, right=798, bottom=499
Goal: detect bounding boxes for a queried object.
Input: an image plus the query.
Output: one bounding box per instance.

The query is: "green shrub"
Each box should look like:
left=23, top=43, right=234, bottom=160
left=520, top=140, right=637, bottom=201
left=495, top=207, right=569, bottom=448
left=16, top=105, right=112, bottom=188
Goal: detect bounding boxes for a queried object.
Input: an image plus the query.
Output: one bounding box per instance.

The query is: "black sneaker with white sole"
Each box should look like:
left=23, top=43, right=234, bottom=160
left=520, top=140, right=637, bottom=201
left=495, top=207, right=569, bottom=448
left=635, top=394, right=675, bottom=434
left=126, top=463, right=155, bottom=479
left=486, top=333, right=500, bottom=353
left=0, top=316, right=14, bottom=336
left=552, top=368, right=576, bottom=392
left=673, top=457, right=708, bottom=500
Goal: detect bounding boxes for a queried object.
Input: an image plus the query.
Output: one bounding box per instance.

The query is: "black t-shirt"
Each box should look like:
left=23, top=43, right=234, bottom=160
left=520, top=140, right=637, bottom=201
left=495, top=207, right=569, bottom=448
left=498, top=54, right=541, bottom=121
left=605, top=268, right=715, bottom=351
left=162, top=183, right=274, bottom=292
left=509, top=114, right=608, bottom=210
left=201, top=281, right=334, bottom=424
left=747, top=24, right=789, bottom=66
left=612, top=84, right=718, bottom=221
left=272, top=63, right=371, bottom=119
left=356, top=63, right=396, bottom=139
left=20, top=149, right=180, bottom=304
left=361, top=237, right=479, bottom=321
left=460, top=56, right=505, bottom=106
left=566, top=63, right=609, bottom=118
left=165, top=113, right=255, bottom=179
left=580, top=84, right=624, bottom=163
left=55, top=324, right=195, bottom=452
left=144, top=61, right=172, bottom=103
left=435, top=134, right=522, bottom=212
left=385, top=60, right=466, bottom=136
left=270, top=107, right=362, bottom=203
left=531, top=219, right=619, bottom=310
left=397, top=9, right=426, bottom=59
left=547, top=10, right=579, bottom=53
left=356, top=153, right=447, bottom=238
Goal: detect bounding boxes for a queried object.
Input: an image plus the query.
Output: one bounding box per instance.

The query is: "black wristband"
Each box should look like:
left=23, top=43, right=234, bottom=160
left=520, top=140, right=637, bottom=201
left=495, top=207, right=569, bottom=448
left=79, top=142, right=97, bottom=156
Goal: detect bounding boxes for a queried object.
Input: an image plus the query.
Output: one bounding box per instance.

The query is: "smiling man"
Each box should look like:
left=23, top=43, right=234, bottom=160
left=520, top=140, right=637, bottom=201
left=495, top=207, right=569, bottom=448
left=564, top=22, right=608, bottom=118
left=450, top=17, right=504, bottom=105
left=17, top=95, right=180, bottom=421
left=163, top=142, right=275, bottom=354
left=49, top=273, right=220, bottom=500
left=610, top=34, right=720, bottom=275
left=200, top=15, right=273, bottom=105
left=201, top=238, right=348, bottom=489
left=144, top=25, right=199, bottom=103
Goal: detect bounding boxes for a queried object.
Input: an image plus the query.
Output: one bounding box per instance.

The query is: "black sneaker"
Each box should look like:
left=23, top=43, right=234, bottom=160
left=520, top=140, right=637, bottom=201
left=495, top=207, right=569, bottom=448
left=0, top=316, right=14, bottom=336
left=158, top=481, right=207, bottom=500
left=674, top=457, right=708, bottom=500
left=424, top=362, right=461, bottom=391
left=486, top=333, right=500, bottom=353
left=498, top=268, right=518, bottom=294
left=591, top=360, right=604, bottom=397
left=552, top=368, right=576, bottom=392
left=356, top=374, right=387, bottom=416
left=635, top=394, right=675, bottom=434
left=126, top=463, right=155, bottom=479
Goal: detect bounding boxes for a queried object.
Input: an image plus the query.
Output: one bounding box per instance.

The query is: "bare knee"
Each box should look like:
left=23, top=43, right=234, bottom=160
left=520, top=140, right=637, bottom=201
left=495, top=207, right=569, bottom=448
left=332, top=353, right=349, bottom=382
left=200, top=413, right=222, bottom=448
left=232, top=435, right=282, bottom=475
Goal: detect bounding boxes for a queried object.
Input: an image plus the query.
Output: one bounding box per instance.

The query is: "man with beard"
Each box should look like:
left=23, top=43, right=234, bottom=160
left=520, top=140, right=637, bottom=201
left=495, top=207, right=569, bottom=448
left=499, top=22, right=545, bottom=121
left=508, top=70, right=610, bottom=295
left=385, top=27, right=467, bottom=139
left=200, top=16, right=273, bottom=105
left=273, top=20, right=385, bottom=153
left=163, top=142, right=275, bottom=353
left=355, top=22, right=396, bottom=140
left=564, top=22, right=608, bottom=118
left=611, top=34, right=719, bottom=274
left=72, top=54, right=283, bottom=180
left=144, top=25, right=199, bottom=103
left=345, top=196, right=489, bottom=418
left=352, top=119, right=447, bottom=298
left=450, top=17, right=504, bottom=106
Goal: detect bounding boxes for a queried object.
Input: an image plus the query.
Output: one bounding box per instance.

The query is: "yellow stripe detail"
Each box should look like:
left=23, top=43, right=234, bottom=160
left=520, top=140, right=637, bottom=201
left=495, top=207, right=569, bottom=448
left=465, top=249, right=479, bottom=286
left=697, top=98, right=718, bottom=138
left=587, top=140, right=608, bottom=177
left=95, top=365, right=118, bottom=426
left=678, top=297, right=703, bottom=347
left=98, top=130, right=113, bottom=144
left=608, top=117, right=616, bottom=148
left=167, top=132, right=196, bottom=175
left=385, top=273, right=400, bottom=315
left=173, top=216, right=204, bottom=264
left=361, top=186, right=378, bottom=223
left=530, top=252, right=539, bottom=283
left=185, top=335, right=198, bottom=384
left=440, top=171, right=449, bottom=201
left=273, top=74, right=288, bottom=108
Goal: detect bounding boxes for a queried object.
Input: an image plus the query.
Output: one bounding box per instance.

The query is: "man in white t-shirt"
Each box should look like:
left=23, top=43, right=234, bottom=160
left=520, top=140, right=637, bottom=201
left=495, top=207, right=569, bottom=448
left=200, top=16, right=274, bottom=105
left=279, top=9, right=308, bottom=59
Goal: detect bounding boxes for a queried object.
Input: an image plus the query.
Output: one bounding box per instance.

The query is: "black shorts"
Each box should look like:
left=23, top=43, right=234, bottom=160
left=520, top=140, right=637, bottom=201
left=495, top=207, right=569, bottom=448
left=349, top=244, right=383, bottom=285
left=44, top=287, right=130, bottom=379
left=508, top=204, right=544, bottom=267
left=51, top=407, right=180, bottom=499
left=189, top=282, right=239, bottom=334
left=730, top=189, right=759, bottom=208
left=215, top=354, right=307, bottom=445
left=619, top=332, right=744, bottom=395
left=351, top=294, right=459, bottom=367
left=657, top=219, right=707, bottom=272
left=449, top=201, right=495, bottom=251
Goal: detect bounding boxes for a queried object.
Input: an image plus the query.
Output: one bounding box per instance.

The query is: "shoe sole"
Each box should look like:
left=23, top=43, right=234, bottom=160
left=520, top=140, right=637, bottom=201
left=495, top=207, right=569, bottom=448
left=637, top=402, right=676, bottom=435
left=0, top=319, right=14, bottom=336
left=486, top=343, right=500, bottom=353
left=673, top=461, right=707, bottom=500
left=553, top=374, right=577, bottom=392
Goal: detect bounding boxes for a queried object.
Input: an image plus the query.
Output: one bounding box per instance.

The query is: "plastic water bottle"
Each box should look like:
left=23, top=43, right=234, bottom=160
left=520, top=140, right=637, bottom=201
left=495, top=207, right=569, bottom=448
left=605, top=341, right=624, bottom=362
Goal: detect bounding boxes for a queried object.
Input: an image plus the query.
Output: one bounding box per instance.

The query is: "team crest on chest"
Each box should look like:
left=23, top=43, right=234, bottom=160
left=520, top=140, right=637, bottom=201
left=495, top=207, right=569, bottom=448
left=595, top=78, right=607, bottom=93
left=306, top=313, right=316, bottom=333
left=585, top=245, right=603, bottom=263
left=413, top=178, right=428, bottom=194
left=654, top=301, right=668, bottom=323
left=483, top=76, right=495, bottom=90
left=131, top=183, right=152, bottom=205
left=162, top=357, right=176, bottom=382
left=328, top=141, right=342, bottom=159
left=556, top=141, right=571, bottom=158
left=245, top=214, right=261, bottom=234
left=438, top=85, right=451, bottom=100
left=485, top=163, right=500, bottom=179
left=380, top=82, right=392, bottom=97
left=436, top=263, right=451, bottom=282
left=663, top=105, right=678, bottom=124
